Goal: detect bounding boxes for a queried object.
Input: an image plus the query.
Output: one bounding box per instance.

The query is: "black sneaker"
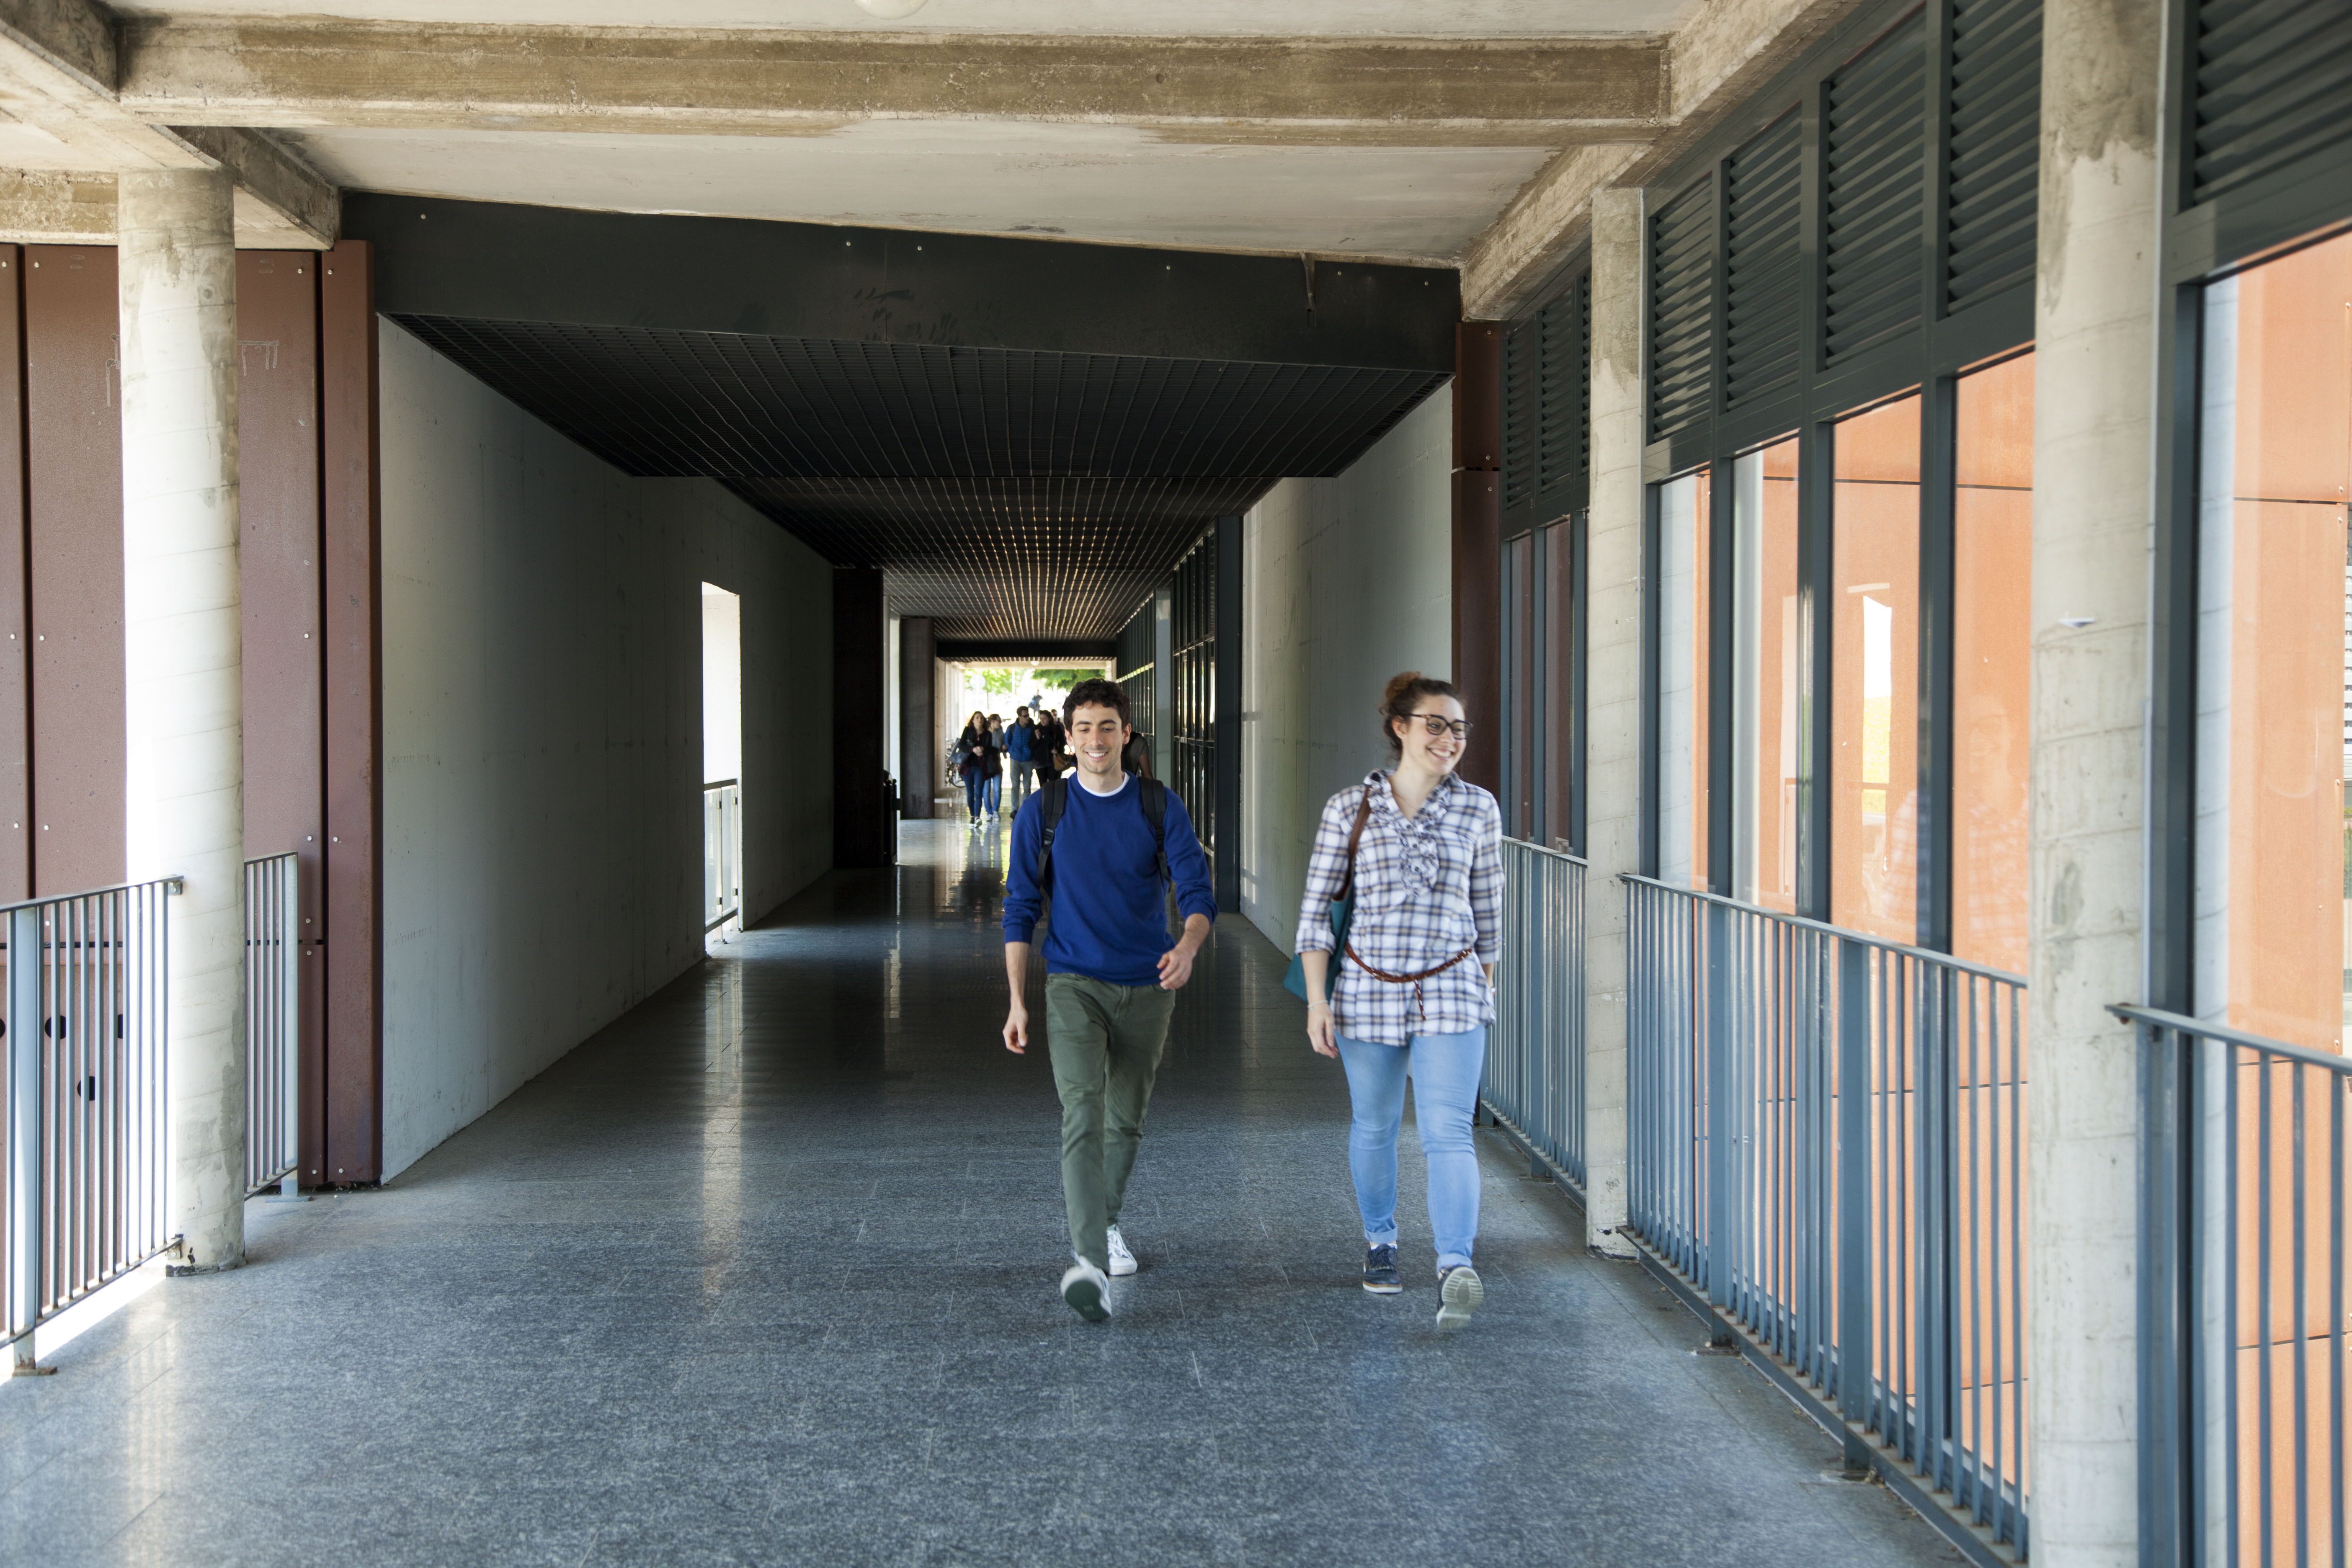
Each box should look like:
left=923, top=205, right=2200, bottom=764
left=1436, top=1264, right=1484, bottom=1330
left=1362, top=1244, right=1403, bottom=1295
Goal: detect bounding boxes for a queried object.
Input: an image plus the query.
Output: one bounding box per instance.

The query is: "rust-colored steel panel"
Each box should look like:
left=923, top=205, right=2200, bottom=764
left=25, top=246, right=124, bottom=895
left=1452, top=467, right=1501, bottom=799
left=320, top=240, right=381, bottom=1185
left=0, top=248, right=31, bottom=903
left=1454, top=320, right=1501, bottom=473
left=238, top=250, right=328, bottom=1186
left=1452, top=322, right=1503, bottom=797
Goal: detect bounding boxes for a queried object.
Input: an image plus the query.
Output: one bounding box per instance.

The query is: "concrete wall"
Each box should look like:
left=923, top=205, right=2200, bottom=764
left=1239, top=384, right=1454, bottom=951
left=378, top=320, right=833, bottom=1179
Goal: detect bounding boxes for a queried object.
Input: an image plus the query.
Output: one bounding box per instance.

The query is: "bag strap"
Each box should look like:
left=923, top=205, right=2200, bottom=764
left=1335, top=786, right=1373, bottom=902
left=1140, top=776, right=1169, bottom=885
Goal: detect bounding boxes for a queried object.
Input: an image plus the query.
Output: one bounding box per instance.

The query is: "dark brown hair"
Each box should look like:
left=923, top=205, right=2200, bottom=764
left=1063, top=677, right=1132, bottom=729
left=1380, top=671, right=1462, bottom=759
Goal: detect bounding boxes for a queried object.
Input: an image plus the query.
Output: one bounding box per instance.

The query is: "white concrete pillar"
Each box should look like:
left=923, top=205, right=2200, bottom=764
left=120, top=169, right=245, bottom=1274
left=1580, top=185, right=1644, bottom=1258
left=2026, top=0, right=2163, bottom=1560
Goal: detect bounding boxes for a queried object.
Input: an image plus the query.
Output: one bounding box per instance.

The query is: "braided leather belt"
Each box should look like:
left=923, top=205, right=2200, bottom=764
left=1342, top=941, right=1475, bottom=1022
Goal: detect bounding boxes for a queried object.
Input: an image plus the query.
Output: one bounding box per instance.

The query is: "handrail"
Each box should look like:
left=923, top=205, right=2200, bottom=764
left=242, top=853, right=302, bottom=1195
left=1622, top=875, right=2031, bottom=1565
left=5, top=874, right=177, bottom=1368
left=1501, top=834, right=1589, bottom=869
left=2123, top=1001, right=2352, bottom=1566
left=2110, top=1001, right=2352, bottom=1075
left=1620, top=872, right=2027, bottom=989
left=702, top=777, right=738, bottom=791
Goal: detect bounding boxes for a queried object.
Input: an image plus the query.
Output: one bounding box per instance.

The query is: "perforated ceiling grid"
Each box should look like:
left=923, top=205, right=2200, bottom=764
left=396, top=315, right=1443, bottom=639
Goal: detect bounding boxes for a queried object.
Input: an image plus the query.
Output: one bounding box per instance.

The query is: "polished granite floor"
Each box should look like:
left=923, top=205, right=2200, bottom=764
left=0, top=820, right=1960, bottom=1568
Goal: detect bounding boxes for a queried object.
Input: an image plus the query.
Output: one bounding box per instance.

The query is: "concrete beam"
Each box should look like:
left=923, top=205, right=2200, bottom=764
left=0, top=160, right=333, bottom=249
left=173, top=125, right=338, bottom=248
left=117, top=22, right=1667, bottom=146
left=0, top=1, right=338, bottom=245
left=1460, top=0, right=1876, bottom=318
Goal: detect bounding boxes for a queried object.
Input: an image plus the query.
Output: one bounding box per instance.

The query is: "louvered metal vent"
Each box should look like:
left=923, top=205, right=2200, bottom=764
left=2191, top=0, right=2352, bottom=204
left=1723, top=112, right=1803, bottom=411
left=1946, top=0, right=2042, bottom=309
left=1649, top=177, right=1717, bottom=441
left=1502, top=323, right=1537, bottom=511
left=1825, top=9, right=1928, bottom=362
left=1537, top=278, right=1589, bottom=498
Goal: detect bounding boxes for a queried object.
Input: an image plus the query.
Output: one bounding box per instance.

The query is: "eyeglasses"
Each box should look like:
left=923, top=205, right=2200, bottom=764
left=1409, top=713, right=1471, bottom=739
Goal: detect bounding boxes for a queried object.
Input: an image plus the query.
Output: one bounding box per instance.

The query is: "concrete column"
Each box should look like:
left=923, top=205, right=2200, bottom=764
left=2027, top=1, right=2163, bottom=1561
left=1580, top=185, right=1644, bottom=1258
left=119, top=169, right=245, bottom=1273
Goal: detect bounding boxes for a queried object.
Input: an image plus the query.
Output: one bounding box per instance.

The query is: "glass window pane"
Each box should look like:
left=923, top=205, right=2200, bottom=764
left=1952, top=353, right=2034, bottom=975
left=1831, top=396, right=1921, bottom=941
left=1733, top=436, right=1802, bottom=911
left=1545, top=516, right=1577, bottom=852
left=2196, top=232, right=2352, bottom=1052
left=1659, top=469, right=1711, bottom=887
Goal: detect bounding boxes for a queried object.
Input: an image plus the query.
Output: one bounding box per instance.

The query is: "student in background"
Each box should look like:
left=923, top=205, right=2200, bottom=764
left=957, top=710, right=991, bottom=828
left=985, top=713, right=1007, bottom=818
left=1007, top=706, right=1038, bottom=807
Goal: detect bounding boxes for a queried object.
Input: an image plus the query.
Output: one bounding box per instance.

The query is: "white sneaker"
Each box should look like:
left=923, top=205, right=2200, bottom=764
left=1061, top=1258, right=1112, bottom=1322
left=1436, top=1264, right=1484, bottom=1331
left=1105, top=1224, right=1137, bottom=1277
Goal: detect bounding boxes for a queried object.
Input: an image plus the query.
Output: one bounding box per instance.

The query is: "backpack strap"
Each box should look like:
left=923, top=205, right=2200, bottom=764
left=1037, top=775, right=1069, bottom=887
left=1140, top=776, right=1169, bottom=886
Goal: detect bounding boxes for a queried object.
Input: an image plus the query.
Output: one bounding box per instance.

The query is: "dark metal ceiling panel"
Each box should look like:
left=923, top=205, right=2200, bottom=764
left=349, top=193, right=1462, bottom=372
left=394, top=316, right=1439, bottom=481
left=395, top=313, right=1441, bottom=639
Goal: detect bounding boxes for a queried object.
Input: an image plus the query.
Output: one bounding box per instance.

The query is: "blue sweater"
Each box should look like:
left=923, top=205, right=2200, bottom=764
left=1003, top=774, right=1217, bottom=986
left=1006, top=720, right=1035, bottom=761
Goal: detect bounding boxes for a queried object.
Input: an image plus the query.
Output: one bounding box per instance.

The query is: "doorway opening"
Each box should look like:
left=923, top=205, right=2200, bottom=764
left=702, top=583, right=743, bottom=944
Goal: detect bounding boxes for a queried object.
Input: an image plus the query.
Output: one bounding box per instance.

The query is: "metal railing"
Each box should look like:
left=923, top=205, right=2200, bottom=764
left=244, top=854, right=300, bottom=1195
left=704, top=780, right=740, bottom=934
left=1482, top=838, right=1588, bottom=1194
left=1625, top=874, right=2030, bottom=1563
left=2123, top=1003, right=2352, bottom=1568
left=4, top=877, right=175, bottom=1365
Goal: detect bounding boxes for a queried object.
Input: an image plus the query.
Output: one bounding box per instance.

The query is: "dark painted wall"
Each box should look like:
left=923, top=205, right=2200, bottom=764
left=832, top=567, right=889, bottom=867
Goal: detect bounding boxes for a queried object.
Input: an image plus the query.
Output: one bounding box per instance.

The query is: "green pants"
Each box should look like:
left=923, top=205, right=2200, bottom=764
left=1044, top=972, right=1177, bottom=1272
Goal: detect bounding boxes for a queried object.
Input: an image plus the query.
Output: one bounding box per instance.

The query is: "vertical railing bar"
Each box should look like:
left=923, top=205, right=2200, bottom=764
left=2331, top=1062, right=2344, bottom=1568
left=1968, top=973, right=1986, bottom=1519
left=2228, top=1039, right=2244, bottom=1568
left=2296, top=1060, right=2311, bottom=1568
left=2259, top=1047, right=2276, bottom=1568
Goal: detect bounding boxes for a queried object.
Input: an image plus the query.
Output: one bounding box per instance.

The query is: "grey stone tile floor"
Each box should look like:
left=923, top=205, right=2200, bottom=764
left=0, top=820, right=1963, bottom=1567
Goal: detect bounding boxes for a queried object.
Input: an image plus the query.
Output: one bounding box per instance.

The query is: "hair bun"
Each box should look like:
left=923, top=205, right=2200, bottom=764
left=1381, top=671, right=1423, bottom=710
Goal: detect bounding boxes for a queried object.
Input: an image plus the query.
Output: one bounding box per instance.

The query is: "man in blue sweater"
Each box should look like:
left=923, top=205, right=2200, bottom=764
left=1002, top=678, right=1215, bottom=1322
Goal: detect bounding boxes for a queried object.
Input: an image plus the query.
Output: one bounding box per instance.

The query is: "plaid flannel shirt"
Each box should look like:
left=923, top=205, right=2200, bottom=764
left=1294, top=770, right=1503, bottom=1046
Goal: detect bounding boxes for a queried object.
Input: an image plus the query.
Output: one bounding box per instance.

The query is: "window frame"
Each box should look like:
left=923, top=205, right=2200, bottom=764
left=1499, top=246, right=1594, bottom=854
left=1634, top=0, right=2037, bottom=937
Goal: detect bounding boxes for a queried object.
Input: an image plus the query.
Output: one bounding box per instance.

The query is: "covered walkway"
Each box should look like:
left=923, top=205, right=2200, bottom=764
left=1, top=823, right=1952, bottom=1568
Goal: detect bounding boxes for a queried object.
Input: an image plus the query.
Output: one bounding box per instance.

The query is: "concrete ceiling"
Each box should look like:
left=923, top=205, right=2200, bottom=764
left=112, top=2, right=1701, bottom=37
left=282, top=124, right=1558, bottom=262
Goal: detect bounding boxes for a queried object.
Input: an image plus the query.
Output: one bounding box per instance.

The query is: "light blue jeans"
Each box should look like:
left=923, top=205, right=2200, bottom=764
left=1334, top=1028, right=1485, bottom=1271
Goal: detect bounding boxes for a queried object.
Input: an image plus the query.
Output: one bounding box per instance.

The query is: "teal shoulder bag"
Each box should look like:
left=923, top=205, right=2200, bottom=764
left=1282, top=788, right=1374, bottom=1002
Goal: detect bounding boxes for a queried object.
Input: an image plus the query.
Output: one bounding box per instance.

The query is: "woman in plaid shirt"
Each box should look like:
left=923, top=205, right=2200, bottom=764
left=1295, top=672, right=1502, bottom=1329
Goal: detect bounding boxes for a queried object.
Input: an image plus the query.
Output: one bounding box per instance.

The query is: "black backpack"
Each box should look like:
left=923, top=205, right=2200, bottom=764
left=1037, top=774, right=1169, bottom=889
